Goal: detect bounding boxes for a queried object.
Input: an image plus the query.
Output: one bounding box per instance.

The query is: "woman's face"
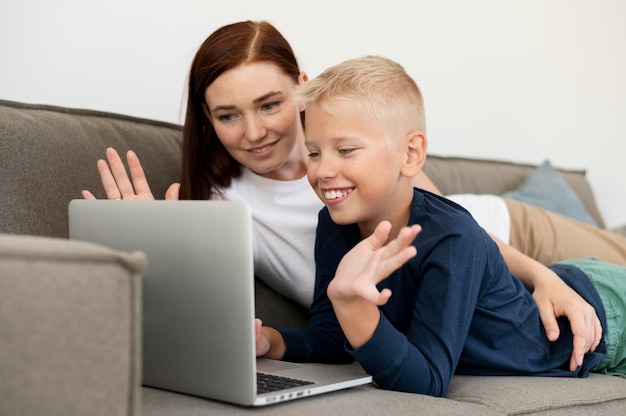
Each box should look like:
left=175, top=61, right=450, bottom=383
left=204, top=61, right=307, bottom=180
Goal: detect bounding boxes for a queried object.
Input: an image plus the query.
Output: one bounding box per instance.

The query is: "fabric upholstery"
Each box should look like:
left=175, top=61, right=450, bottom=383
left=0, top=233, right=145, bottom=416
left=0, top=99, right=182, bottom=238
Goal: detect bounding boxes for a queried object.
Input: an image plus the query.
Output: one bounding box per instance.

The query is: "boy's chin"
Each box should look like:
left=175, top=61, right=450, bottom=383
left=327, top=210, right=358, bottom=226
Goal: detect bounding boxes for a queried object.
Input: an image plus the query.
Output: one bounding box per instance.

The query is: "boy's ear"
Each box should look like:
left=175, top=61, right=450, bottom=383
left=402, top=130, right=428, bottom=178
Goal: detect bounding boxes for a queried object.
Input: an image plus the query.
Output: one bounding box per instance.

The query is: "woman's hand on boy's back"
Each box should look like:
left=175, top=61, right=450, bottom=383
left=81, top=147, right=180, bottom=201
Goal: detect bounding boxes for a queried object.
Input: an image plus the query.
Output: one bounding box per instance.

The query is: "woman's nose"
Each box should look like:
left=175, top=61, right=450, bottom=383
left=244, top=115, right=266, bottom=142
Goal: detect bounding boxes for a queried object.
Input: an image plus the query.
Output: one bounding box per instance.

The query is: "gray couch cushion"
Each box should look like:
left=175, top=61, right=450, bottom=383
left=447, top=374, right=626, bottom=415
left=142, top=382, right=500, bottom=416
left=0, top=99, right=182, bottom=238
left=0, top=233, right=146, bottom=416
left=141, top=372, right=626, bottom=415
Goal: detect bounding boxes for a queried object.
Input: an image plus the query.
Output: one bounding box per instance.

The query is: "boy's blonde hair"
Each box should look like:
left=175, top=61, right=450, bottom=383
left=294, top=55, right=426, bottom=140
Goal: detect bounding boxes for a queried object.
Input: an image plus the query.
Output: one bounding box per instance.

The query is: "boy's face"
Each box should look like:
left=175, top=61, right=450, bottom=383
left=304, top=100, right=414, bottom=234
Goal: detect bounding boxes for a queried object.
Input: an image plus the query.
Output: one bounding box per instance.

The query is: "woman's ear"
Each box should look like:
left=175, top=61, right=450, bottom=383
left=402, top=130, right=428, bottom=178
left=296, top=73, right=309, bottom=112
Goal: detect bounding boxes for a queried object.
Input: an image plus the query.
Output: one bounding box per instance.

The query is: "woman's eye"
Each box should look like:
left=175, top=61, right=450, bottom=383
left=261, top=101, right=280, bottom=111
left=338, top=148, right=355, bottom=155
left=217, top=114, right=235, bottom=122
left=307, top=151, right=320, bottom=158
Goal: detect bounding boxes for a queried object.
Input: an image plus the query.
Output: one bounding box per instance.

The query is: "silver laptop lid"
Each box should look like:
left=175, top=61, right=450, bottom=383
left=69, top=200, right=258, bottom=404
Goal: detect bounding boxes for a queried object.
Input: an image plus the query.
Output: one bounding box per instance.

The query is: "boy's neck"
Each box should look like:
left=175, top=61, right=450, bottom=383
left=357, top=188, right=414, bottom=240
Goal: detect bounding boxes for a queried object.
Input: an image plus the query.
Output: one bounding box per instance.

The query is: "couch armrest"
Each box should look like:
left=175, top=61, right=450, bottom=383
left=0, top=234, right=146, bottom=416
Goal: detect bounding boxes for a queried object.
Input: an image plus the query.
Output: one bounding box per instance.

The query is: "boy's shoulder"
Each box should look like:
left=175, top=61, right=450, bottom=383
left=413, top=188, right=477, bottom=218
left=411, top=188, right=487, bottom=237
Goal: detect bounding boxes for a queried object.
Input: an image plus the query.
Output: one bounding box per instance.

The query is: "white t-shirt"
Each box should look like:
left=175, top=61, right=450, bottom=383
left=446, top=194, right=511, bottom=244
left=221, top=168, right=323, bottom=307
left=219, top=174, right=510, bottom=307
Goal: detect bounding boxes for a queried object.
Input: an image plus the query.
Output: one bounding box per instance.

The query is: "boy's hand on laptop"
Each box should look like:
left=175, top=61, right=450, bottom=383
left=328, top=221, right=421, bottom=306
left=255, top=318, right=287, bottom=360
left=81, top=147, right=180, bottom=201
left=255, top=318, right=271, bottom=356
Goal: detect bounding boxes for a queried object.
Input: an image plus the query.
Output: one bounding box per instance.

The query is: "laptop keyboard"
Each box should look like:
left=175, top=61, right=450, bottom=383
left=257, top=372, right=314, bottom=393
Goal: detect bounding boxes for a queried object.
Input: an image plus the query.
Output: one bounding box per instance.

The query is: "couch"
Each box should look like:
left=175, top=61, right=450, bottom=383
left=2, top=98, right=625, bottom=415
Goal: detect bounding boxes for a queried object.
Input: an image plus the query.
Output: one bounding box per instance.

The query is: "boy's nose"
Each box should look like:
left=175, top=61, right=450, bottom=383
left=316, top=156, right=338, bottom=180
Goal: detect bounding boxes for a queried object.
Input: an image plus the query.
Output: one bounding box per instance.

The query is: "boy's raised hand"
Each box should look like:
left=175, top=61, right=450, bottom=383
left=328, top=221, right=421, bottom=306
left=327, top=221, right=421, bottom=349
left=81, top=147, right=180, bottom=201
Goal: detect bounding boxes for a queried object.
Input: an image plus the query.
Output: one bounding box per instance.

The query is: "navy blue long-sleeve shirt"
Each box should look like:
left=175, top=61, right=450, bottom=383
left=279, top=188, right=607, bottom=396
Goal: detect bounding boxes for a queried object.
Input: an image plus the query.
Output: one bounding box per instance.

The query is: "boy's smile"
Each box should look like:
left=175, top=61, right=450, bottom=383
left=304, top=100, right=415, bottom=236
left=322, top=188, right=353, bottom=202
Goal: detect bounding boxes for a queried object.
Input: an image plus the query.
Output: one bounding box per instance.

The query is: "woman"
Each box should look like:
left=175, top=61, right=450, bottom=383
left=82, top=20, right=600, bottom=366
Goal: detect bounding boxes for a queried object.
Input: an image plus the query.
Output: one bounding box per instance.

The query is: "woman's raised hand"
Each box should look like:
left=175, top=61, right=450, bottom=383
left=81, top=147, right=180, bottom=201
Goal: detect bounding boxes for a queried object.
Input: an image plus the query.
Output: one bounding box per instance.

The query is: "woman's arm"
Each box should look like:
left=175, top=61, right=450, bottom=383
left=489, top=232, right=602, bottom=370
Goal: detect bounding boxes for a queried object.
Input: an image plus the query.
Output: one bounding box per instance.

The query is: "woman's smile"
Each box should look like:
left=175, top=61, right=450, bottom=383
left=246, top=140, right=278, bottom=157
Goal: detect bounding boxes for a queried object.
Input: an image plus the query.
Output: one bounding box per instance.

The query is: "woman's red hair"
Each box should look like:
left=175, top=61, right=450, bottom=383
left=179, top=21, right=301, bottom=200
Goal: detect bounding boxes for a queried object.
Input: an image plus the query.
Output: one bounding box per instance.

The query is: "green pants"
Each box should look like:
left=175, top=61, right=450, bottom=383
left=558, top=257, right=626, bottom=376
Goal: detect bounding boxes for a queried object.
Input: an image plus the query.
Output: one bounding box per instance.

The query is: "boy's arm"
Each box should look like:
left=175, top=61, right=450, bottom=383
left=327, top=221, right=481, bottom=396
left=413, top=171, right=602, bottom=369
left=489, top=232, right=602, bottom=370
left=255, top=318, right=286, bottom=359
left=326, top=222, right=420, bottom=349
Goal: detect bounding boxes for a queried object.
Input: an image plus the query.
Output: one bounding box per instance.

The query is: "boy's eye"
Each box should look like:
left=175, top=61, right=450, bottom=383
left=307, top=151, right=320, bottom=159
left=338, top=147, right=355, bottom=155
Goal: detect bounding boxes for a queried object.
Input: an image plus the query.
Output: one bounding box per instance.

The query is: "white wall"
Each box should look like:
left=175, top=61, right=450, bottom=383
left=2, top=0, right=625, bottom=228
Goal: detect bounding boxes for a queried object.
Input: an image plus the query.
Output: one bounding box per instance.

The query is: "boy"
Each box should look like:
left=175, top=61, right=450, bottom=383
left=256, top=55, right=625, bottom=396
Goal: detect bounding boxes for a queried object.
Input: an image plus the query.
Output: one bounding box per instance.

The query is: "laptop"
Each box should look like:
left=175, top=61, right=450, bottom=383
left=68, top=199, right=372, bottom=406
